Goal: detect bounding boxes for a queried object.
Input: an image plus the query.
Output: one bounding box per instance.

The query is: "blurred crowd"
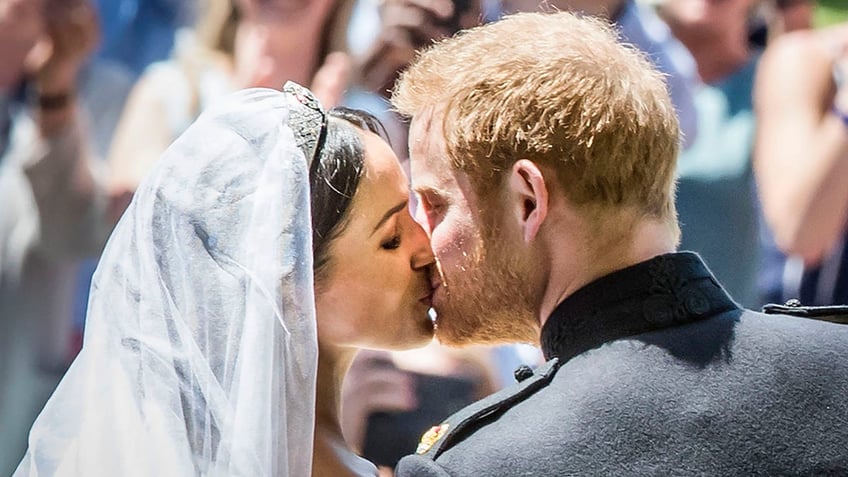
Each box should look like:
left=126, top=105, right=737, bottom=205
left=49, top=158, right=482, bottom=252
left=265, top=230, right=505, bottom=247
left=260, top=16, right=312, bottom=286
left=1, top=0, right=847, bottom=475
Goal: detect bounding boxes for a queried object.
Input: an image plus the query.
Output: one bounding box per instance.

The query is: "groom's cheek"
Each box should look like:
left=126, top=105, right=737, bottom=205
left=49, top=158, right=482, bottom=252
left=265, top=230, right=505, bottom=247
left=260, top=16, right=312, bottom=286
left=432, top=216, right=479, bottom=275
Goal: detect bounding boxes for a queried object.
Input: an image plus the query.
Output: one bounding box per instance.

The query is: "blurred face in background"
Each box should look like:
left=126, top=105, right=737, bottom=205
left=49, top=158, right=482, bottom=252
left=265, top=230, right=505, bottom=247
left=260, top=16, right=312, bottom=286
left=660, top=0, right=758, bottom=38
left=775, top=0, right=814, bottom=33
left=233, top=0, right=335, bottom=88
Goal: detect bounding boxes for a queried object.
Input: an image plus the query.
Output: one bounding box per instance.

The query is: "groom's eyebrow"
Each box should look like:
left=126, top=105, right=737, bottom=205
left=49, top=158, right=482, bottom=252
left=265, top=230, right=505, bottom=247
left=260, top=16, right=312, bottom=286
left=371, top=200, right=408, bottom=235
left=412, top=184, right=447, bottom=198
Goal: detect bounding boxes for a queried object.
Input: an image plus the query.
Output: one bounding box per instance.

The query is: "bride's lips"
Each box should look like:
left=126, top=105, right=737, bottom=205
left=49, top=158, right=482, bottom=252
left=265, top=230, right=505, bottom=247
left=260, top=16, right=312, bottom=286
left=418, top=283, right=441, bottom=306
left=419, top=288, right=435, bottom=306
left=419, top=280, right=442, bottom=306
left=419, top=261, right=443, bottom=307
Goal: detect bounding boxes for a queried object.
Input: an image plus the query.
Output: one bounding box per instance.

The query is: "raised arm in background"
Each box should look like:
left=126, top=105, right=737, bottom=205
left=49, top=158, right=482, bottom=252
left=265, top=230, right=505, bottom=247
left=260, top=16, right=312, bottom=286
left=754, top=24, right=848, bottom=266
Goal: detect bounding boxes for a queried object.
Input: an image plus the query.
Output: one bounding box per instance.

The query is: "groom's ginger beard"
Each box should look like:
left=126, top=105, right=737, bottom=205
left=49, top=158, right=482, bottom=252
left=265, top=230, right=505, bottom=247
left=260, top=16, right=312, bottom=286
left=432, top=215, right=540, bottom=346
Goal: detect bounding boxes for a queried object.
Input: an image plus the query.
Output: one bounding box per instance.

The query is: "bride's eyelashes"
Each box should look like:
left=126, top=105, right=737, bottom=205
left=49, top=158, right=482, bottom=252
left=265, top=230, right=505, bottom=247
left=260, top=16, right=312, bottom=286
left=381, top=232, right=402, bottom=250
left=380, top=219, right=402, bottom=250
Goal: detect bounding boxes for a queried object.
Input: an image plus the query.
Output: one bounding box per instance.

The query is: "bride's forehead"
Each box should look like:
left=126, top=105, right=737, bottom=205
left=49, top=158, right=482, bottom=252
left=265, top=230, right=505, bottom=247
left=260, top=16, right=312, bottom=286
left=346, top=134, right=408, bottom=211
left=360, top=132, right=404, bottom=180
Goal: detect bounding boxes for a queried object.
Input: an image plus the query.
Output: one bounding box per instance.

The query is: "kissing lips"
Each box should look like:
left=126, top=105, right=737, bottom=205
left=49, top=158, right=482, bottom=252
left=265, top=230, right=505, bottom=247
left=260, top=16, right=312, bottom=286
left=420, top=274, right=443, bottom=306
left=419, top=286, right=436, bottom=306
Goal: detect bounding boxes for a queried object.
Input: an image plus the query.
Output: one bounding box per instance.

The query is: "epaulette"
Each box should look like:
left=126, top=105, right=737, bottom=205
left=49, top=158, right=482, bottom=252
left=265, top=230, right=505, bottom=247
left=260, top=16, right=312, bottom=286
left=414, top=358, right=561, bottom=460
left=763, top=299, right=848, bottom=324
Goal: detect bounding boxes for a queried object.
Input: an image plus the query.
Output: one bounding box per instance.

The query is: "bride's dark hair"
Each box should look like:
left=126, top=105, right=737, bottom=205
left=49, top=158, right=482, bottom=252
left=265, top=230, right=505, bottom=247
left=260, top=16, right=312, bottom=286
left=310, top=107, right=390, bottom=284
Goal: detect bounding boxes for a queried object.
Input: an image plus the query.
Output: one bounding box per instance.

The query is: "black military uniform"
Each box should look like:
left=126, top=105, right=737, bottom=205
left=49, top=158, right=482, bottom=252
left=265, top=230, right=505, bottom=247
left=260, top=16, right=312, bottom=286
left=396, top=252, right=848, bottom=476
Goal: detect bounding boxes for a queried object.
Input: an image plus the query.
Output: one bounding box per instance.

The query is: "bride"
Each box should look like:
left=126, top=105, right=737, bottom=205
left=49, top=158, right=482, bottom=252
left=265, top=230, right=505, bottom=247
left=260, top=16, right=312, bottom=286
left=14, top=83, right=437, bottom=476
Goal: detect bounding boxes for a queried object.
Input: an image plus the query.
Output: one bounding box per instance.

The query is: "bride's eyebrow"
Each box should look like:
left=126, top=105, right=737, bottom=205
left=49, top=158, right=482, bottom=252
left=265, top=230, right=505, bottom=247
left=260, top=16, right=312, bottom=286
left=371, top=200, right=408, bottom=236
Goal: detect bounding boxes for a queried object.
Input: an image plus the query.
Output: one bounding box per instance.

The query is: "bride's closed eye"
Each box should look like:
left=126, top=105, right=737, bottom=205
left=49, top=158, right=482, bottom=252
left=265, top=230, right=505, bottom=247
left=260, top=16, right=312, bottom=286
left=373, top=200, right=408, bottom=251
left=381, top=230, right=402, bottom=250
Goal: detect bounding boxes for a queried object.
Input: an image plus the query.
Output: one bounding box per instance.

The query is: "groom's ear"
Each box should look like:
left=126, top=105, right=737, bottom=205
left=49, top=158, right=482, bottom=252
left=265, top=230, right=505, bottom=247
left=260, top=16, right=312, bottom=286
left=507, top=159, right=549, bottom=244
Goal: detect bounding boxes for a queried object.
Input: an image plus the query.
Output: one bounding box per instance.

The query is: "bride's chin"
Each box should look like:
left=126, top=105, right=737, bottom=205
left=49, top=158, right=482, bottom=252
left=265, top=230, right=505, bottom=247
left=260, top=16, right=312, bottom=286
left=393, top=312, right=436, bottom=350
left=421, top=313, right=436, bottom=337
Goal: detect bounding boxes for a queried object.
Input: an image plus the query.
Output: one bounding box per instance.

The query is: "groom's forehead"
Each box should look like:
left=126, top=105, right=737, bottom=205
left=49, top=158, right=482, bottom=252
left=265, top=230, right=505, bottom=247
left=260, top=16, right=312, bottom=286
left=409, top=111, right=439, bottom=151
left=409, top=116, right=454, bottom=181
left=409, top=104, right=452, bottom=151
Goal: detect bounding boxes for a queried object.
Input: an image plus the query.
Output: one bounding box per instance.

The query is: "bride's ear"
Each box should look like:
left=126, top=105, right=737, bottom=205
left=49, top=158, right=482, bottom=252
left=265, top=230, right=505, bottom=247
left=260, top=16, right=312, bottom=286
left=508, top=159, right=549, bottom=244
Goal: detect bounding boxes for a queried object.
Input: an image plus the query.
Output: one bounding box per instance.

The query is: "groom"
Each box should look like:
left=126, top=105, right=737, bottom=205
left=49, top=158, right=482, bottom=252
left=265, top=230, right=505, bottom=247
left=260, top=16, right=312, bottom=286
left=391, top=11, right=848, bottom=476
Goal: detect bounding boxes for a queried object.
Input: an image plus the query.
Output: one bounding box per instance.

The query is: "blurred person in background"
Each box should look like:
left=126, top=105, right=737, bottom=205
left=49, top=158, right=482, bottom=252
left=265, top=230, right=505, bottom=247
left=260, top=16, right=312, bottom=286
left=0, top=0, right=132, bottom=473
left=107, top=0, right=355, bottom=198
left=354, top=0, right=698, bottom=156
left=72, top=0, right=189, bottom=352
left=355, top=0, right=484, bottom=99
left=70, top=0, right=188, bottom=361
left=769, top=0, right=816, bottom=35
left=754, top=16, right=848, bottom=305
left=347, top=0, right=485, bottom=161
left=656, top=0, right=764, bottom=308
left=750, top=0, right=848, bottom=46
left=94, top=0, right=196, bottom=77
left=341, top=345, right=498, bottom=476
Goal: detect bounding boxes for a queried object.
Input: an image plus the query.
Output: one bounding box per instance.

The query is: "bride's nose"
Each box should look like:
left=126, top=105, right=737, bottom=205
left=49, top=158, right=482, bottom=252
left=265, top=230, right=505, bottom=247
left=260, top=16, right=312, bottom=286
left=410, top=219, right=436, bottom=270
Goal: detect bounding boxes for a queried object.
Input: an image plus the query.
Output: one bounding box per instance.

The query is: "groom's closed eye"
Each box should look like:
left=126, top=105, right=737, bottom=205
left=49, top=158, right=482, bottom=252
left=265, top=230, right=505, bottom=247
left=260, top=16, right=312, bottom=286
left=414, top=190, right=447, bottom=233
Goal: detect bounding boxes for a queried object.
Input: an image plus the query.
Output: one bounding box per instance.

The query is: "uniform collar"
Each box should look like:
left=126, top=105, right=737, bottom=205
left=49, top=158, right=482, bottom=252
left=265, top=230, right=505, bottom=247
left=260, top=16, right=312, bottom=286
left=540, top=252, right=739, bottom=361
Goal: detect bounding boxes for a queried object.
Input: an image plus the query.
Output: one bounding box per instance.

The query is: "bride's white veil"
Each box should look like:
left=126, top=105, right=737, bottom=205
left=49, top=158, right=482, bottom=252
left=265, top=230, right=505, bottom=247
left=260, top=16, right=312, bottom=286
left=15, top=84, right=324, bottom=476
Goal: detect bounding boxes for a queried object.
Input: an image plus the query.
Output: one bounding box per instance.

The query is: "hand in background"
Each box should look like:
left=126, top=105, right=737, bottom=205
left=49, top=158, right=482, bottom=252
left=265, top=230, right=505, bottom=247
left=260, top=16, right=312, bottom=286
left=341, top=350, right=418, bottom=455
left=754, top=23, right=848, bottom=264
left=0, top=0, right=44, bottom=92
left=26, top=0, right=99, bottom=95
left=357, top=0, right=481, bottom=97
left=311, top=51, right=352, bottom=108
left=23, top=0, right=98, bottom=135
